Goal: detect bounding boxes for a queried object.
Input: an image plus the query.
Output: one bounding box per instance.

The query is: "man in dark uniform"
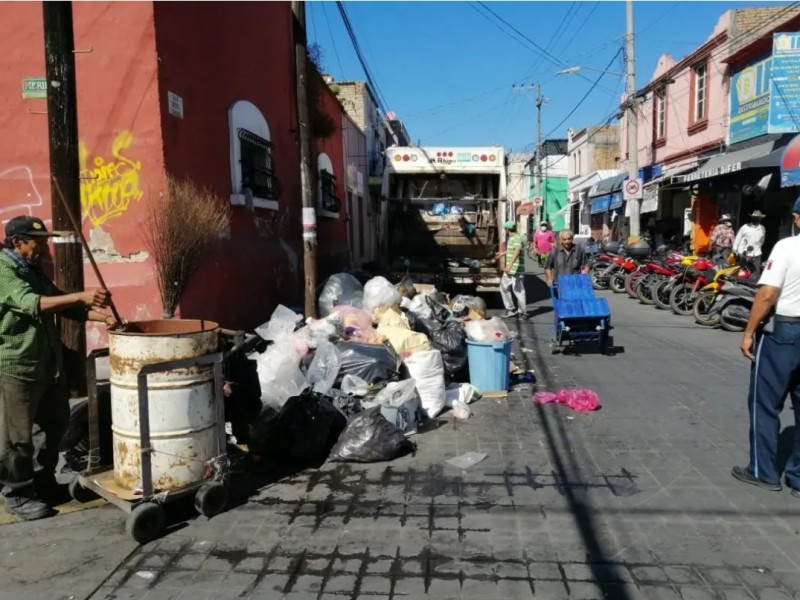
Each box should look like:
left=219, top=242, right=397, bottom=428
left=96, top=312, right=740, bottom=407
left=733, top=199, right=800, bottom=495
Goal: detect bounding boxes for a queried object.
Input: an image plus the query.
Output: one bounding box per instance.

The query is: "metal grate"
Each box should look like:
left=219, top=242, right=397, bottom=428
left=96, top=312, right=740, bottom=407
left=238, top=128, right=280, bottom=200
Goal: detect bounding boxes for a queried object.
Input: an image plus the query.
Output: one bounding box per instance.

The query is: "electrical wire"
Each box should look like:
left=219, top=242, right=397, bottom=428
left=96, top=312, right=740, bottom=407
left=321, top=2, right=344, bottom=79
left=555, top=2, right=600, bottom=59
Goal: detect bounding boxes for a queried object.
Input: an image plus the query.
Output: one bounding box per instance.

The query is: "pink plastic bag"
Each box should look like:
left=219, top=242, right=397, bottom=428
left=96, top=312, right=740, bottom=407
left=532, top=389, right=600, bottom=412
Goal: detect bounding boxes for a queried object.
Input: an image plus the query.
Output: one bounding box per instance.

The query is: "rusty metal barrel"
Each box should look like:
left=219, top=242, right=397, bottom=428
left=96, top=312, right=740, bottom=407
left=109, top=320, right=220, bottom=492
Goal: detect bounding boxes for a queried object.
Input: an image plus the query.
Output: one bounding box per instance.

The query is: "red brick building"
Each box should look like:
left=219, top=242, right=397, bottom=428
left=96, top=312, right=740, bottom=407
left=0, top=1, right=353, bottom=346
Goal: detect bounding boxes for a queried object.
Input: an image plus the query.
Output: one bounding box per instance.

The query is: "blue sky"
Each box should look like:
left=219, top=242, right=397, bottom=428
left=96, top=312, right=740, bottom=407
left=309, top=1, right=793, bottom=154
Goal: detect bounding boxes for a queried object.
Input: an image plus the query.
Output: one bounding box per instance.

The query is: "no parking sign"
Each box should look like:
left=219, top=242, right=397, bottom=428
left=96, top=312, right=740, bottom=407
left=623, top=178, right=643, bottom=200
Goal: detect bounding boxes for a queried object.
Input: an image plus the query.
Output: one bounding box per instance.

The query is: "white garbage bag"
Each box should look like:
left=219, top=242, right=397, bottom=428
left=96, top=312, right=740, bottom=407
left=403, top=350, right=446, bottom=418
left=255, top=304, right=303, bottom=342
left=363, top=276, right=401, bottom=316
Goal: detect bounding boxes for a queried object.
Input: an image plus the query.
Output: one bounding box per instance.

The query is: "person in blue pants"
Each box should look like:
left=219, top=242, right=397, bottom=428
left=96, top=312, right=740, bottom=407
left=734, top=198, right=800, bottom=494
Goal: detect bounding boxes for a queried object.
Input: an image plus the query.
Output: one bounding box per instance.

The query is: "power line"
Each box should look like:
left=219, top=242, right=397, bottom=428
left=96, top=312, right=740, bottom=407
left=320, top=2, right=344, bottom=78
left=335, top=1, right=391, bottom=114
left=556, top=2, right=600, bottom=58
left=542, top=2, right=579, bottom=64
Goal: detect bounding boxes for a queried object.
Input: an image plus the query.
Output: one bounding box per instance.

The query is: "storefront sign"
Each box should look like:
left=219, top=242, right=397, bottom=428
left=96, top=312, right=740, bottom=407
left=681, top=161, right=743, bottom=183
left=780, top=132, right=800, bottom=187
left=729, top=54, right=771, bottom=144
left=609, top=191, right=624, bottom=210
left=590, top=195, right=611, bottom=214
left=768, top=32, right=800, bottom=134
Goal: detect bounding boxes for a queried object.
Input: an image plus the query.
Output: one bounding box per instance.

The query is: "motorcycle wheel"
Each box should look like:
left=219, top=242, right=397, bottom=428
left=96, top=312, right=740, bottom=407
left=609, top=272, right=627, bottom=293
left=693, top=291, right=720, bottom=326
left=591, top=268, right=610, bottom=290
left=636, top=276, right=657, bottom=305
left=720, top=302, right=748, bottom=332
left=652, top=278, right=674, bottom=310
left=669, top=283, right=694, bottom=316
left=625, top=271, right=645, bottom=298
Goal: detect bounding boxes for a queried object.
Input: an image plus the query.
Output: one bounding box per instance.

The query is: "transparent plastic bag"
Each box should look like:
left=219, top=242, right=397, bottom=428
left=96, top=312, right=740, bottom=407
left=401, top=295, right=434, bottom=320
left=363, top=276, right=401, bottom=315
left=331, top=305, right=383, bottom=343
left=306, top=341, right=342, bottom=395
left=374, top=379, right=417, bottom=407
left=341, top=374, right=369, bottom=397
left=451, top=295, right=487, bottom=319
left=465, top=317, right=512, bottom=343
left=451, top=400, right=471, bottom=420
left=255, top=304, right=303, bottom=342
left=255, top=341, right=309, bottom=409
left=446, top=451, right=486, bottom=470
left=319, top=273, right=364, bottom=317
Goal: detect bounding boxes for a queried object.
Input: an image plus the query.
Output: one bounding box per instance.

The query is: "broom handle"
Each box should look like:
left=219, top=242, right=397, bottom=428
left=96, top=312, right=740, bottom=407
left=51, top=177, right=124, bottom=327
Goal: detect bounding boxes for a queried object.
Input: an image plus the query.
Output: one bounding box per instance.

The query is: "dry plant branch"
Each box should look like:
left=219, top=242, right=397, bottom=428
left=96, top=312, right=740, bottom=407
left=143, top=176, right=231, bottom=318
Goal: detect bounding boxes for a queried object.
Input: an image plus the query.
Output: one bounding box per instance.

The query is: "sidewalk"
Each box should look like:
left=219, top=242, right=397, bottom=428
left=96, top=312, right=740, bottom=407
left=3, top=274, right=800, bottom=600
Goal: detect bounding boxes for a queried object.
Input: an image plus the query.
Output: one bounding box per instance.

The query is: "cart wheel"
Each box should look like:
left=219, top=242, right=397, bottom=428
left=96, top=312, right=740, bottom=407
left=194, top=482, right=228, bottom=518
left=126, top=502, right=166, bottom=545
left=550, top=342, right=561, bottom=355
left=68, top=477, right=98, bottom=504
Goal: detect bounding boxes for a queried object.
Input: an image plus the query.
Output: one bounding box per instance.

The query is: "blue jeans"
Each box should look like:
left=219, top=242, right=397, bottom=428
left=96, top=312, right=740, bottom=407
left=747, top=321, right=800, bottom=487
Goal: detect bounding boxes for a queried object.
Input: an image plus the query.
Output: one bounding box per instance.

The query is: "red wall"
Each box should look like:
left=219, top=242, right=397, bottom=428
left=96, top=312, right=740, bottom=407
left=0, top=2, right=165, bottom=348
left=313, top=75, right=350, bottom=280
left=152, top=2, right=303, bottom=327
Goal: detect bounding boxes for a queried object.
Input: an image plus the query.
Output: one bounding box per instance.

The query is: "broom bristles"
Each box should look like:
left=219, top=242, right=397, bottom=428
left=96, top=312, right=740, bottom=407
left=143, top=176, right=231, bottom=317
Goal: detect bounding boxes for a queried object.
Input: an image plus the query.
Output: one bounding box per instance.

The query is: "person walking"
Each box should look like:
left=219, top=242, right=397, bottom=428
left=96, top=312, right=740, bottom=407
left=532, top=222, right=556, bottom=267
left=496, top=220, right=527, bottom=318
left=734, top=210, right=766, bottom=275
left=0, top=216, right=113, bottom=521
left=709, top=214, right=735, bottom=263
left=544, top=229, right=588, bottom=289
left=733, top=199, right=800, bottom=495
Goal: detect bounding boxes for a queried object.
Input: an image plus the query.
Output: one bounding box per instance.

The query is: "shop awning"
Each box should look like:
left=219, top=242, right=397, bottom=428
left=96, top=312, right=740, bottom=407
left=675, top=135, right=793, bottom=184
left=588, top=173, right=628, bottom=198
left=569, top=170, right=619, bottom=204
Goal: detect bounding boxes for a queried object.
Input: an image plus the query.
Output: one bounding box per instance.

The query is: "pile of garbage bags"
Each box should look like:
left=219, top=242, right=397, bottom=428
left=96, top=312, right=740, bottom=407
left=246, top=274, right=495, bottom=466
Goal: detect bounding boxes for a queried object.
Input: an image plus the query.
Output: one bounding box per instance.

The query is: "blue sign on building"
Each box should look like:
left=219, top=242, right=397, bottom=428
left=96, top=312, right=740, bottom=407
left=609, top=192, right=624, bottom=210
left=768, top=32, right=800, bottom=134
left=590, top=195, right=611, bottom=214
left=729, top=54, right=772, bottom=144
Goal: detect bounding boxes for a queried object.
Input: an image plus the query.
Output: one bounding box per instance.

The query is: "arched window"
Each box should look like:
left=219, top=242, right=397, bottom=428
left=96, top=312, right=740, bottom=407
left=228, top=100, right=279, bottom=210
left=317, top=153, right=341, bottom=215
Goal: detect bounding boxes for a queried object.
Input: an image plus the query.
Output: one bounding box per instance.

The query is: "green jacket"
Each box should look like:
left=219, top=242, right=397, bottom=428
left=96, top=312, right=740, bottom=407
left=0, top=250, right=85, bottom=382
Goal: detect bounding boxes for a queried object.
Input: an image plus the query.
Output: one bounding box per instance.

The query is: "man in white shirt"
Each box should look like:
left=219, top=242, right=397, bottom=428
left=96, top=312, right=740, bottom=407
left=734, top=210, right=766, bottom=275
left=733, top=199, right=800, bottom=495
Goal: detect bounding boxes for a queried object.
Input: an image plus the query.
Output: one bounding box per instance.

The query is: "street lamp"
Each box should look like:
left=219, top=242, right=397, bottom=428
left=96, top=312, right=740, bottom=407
left=557, top=65, right=625, bottom=77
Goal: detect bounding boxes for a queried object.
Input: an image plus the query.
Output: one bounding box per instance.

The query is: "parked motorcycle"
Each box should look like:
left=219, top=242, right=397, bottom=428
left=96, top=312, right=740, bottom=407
left=706, top=278, right=759, bottom=332
left=668, top=258, right=720, bottom=316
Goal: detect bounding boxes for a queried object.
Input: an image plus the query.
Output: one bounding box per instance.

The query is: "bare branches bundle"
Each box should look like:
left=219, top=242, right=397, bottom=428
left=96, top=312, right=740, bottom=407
left=143, top=176, right=231, bottom=318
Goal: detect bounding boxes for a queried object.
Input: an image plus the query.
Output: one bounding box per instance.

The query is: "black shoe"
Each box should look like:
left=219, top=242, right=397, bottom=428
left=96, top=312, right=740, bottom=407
left=731, top=466, right=782, bottom=491
left=3, top=494, right=53, bottom=521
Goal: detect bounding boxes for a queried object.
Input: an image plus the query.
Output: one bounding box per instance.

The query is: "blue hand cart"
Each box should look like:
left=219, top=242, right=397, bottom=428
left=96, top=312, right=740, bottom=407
left=549, top=274, right=612, bottom=354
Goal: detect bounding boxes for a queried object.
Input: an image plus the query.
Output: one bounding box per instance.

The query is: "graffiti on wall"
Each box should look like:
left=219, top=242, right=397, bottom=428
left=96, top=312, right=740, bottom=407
left=79, top=131, right=143, bottom=227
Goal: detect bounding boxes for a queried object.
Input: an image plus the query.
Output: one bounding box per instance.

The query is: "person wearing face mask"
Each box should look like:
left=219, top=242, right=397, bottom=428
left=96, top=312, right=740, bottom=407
left=544, top=229, right=588, bottom=289
left=532, top=222, right=556, bottom=267
left=734, top=210, right=766, bottom=275
left=733, top=198, right=800, bottom=496
left=0, top=216, right=113, bottom=521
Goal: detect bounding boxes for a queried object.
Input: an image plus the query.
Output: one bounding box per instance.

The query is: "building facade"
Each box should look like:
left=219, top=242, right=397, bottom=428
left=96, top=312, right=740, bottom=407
left=0, top=2, right=355, bottom=347
left=567, top=125, right=620, bottom=236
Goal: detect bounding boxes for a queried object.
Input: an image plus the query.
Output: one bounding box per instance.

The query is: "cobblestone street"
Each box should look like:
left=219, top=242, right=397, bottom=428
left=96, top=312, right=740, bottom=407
left=3, top=274, right=800, bottom=600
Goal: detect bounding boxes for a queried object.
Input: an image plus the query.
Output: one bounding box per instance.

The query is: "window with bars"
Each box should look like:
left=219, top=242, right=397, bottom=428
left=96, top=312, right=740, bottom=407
left=656, top=90, right=666, bottom=139
left=238, top=128, right=279, bottom=200
left=693, top=63, right=707, bottom=122
left=319, top=169, right=341, bottom=213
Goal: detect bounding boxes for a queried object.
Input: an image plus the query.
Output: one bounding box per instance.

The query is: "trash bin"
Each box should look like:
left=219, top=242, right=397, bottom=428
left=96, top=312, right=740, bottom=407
left=466, top=340, right=511, bottom=392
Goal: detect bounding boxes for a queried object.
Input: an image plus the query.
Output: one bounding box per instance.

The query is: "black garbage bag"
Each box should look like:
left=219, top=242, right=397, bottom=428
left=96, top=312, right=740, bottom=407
left=223, top=344, right=263, bottom=444
left=425, top=294, right=452, bottom=322
left=336, top=342, right=400, bottom=385
left=329, top=388, right=364, bottom=419
left=413, top=318, right=468, bottom=377
left=401, top=307, right=420, bottom=332
left=328, top=407, right=415, bottom=463
left=248, top=390, right=346, bottom=465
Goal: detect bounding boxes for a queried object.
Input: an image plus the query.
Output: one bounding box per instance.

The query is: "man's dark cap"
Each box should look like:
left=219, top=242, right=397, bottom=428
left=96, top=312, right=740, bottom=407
left=4, top=216, right=59, bottom=238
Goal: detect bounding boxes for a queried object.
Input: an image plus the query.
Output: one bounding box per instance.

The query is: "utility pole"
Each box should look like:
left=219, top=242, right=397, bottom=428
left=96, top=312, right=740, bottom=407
left=513, top=83, right=544, bottom=228
left=43, top=1, right=86, bottom=395
left=292, top=1, right=317, bottom=318
left=625, top=0, right=640, bottom=241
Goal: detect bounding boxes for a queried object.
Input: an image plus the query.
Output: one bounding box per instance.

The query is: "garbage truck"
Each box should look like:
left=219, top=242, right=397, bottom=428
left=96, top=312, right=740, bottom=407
left=379, top=146, right=509, bottom=291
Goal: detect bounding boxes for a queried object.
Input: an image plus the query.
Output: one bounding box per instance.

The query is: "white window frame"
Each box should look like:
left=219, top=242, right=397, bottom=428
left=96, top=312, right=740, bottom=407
left=656, top=90, right=666, bottom=139
left=693, top=63, right=707, bottom=122
left=317, top=152, right=340, bottom=218
left=228, top=100, right=278, bottom=210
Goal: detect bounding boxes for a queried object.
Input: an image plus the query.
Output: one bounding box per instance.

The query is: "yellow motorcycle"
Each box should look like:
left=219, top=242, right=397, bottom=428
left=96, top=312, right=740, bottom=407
left=693, top=262, right=753, bottom=326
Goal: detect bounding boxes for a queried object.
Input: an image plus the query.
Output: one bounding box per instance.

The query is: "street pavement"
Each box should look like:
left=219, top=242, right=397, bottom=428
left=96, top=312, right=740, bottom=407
left=3, top=271, right=800, bottom=600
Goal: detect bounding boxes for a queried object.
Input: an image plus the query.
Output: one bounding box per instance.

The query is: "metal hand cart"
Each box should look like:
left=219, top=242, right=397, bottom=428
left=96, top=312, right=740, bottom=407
left=549, top=274, right=612, bottom=354
left=69, top=330, right=259, bottom=544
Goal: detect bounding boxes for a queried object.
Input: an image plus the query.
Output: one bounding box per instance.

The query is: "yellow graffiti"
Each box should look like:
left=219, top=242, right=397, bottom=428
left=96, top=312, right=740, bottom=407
left=79, top=131, right=143, bottom=227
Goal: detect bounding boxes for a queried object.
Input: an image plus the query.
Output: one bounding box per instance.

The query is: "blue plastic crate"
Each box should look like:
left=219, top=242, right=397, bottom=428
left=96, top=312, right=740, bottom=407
left=556, top=274, right=596, bottom=301
left=554, top=298, right=611, bottom=319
